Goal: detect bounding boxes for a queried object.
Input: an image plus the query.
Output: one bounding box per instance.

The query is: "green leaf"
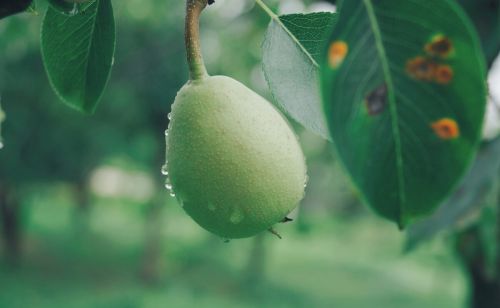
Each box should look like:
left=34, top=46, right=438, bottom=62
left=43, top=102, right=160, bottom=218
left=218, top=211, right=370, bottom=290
left=279, top=13, right=338, bottom=64
left=321, top=0, right=487, bottom=227
left=41, top=0, right=115, bottom=113
left=48, top=0, right=96, bottom=16
left=457, top=0, right=500, bottom=68
left=406, top=138, right=500, bottom=251
left=0, top=0, right=33, bottom=19
left=263, top=12, right=337, bottom=140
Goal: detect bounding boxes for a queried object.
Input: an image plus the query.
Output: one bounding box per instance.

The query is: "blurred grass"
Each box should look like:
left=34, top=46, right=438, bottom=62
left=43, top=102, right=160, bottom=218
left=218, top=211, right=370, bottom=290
left=0, top=184, right=465, bottom=308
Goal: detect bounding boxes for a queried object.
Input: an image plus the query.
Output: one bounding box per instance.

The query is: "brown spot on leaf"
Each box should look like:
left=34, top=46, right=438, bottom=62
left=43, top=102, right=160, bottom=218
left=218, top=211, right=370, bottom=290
left=328, top=41, right=348, bottom=69
left=431, top=118, right=460, bottom=139
left=425, top=35, right=453, bottom=58
left=406, top=56, right=437, bottom=81
left=434, top=64, right=453, bottom=84
left=365, top=84, right=388, bottom=116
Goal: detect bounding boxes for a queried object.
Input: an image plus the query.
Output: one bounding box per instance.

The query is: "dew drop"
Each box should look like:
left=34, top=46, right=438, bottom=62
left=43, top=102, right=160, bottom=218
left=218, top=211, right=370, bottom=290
left=165, top=182, right=176, bottom=197
left=167, top=113, right=172, bottom=120
left=303, top=174, right=310, bottom=188
left=0, top=141, right=3, bottom=150
left=164, top=177, right=174, bottom=193
left=164, top=132, right=169, bottom=148
left=229, top=207, right=244, bottom=224
left=163, top=129, right=170, bottom=170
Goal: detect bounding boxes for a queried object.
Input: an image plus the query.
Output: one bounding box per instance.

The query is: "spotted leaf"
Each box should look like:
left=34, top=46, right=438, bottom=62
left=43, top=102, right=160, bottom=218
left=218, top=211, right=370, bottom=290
left=321, top=0, right=487, bottom=227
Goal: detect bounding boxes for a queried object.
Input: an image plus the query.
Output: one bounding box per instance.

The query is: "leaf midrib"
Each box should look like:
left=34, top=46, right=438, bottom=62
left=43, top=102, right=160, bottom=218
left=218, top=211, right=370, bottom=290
left=362, top=0, right=407, bottom=226
left=256, top=0, right=319, bottom=67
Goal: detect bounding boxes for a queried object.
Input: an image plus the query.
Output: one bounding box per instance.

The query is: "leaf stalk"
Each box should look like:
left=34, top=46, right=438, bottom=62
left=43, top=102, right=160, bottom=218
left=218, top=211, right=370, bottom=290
left=255, top=0, right=277, bottom=18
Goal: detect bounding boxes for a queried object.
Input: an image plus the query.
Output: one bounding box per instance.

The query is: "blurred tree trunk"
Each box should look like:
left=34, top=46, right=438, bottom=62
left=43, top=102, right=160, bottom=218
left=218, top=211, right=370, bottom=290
left=139, top=194, right=165, bottom=285
left=74, top=180, right=90, bottom=212
left=0, top=183, right=21, bottom=265
left=456, top=178, right=500, bottom=308
left=244, top=233, right=267, bottom=284
left=72, top=180, right=91, bottom=235
left=456, top=224, right=500, bottom=308
left=469, top=266, right=500, bottom=308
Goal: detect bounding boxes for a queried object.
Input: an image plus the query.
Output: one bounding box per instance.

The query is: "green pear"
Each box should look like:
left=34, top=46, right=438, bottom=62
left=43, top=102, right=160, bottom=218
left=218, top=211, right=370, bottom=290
left=166, top=75, right=307, bottom=239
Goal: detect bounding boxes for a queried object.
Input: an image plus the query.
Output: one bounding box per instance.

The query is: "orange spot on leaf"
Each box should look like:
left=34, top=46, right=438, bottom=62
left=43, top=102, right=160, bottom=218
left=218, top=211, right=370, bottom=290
left=406, top=56, right=437, bottom=81
left=328, top=41, right=348, bottom=69
left=425, top=35, right=454, bottom=58
left=433, top=64, right=453, bottom=84
left=431, top=118, right=460, bottom=140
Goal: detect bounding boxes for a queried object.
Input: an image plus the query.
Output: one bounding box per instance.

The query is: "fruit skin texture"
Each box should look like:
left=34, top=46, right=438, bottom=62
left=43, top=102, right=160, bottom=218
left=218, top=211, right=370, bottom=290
left=167, top=75, right=307, bottom=239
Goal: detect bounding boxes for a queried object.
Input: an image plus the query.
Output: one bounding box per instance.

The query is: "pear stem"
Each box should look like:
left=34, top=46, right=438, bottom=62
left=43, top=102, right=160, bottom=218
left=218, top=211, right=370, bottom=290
left=185, top=0, right=209, bottom=81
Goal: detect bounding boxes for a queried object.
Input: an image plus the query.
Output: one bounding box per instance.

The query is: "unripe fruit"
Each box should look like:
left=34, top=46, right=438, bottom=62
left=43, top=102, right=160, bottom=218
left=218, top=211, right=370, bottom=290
left=166, top=76, right=307, bottom=239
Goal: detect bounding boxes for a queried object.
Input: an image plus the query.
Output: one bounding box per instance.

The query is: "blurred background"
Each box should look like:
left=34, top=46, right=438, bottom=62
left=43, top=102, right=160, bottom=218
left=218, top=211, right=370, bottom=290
left=1, top=0, right=499, bottom=307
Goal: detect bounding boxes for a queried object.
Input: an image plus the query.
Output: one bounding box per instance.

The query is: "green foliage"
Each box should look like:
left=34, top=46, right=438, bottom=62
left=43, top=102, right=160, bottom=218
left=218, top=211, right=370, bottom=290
left=406, top=138, right=500, bottom=250
left=280, top=14, right=337, bottom=64
left=0, top=191, right=465, bottom=308
left=41, top=0, right=115, bottom=113
left=0, top=1, right=498, bottom=306
left=321, top=0, right=487, bottom=227
left=263, top=12, right=337, bottom=140
left=0, top=3, right=183, bottom=184
left=47, top=0, right=96, bottom=16
left=0, top=0, right=32, bottom=19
